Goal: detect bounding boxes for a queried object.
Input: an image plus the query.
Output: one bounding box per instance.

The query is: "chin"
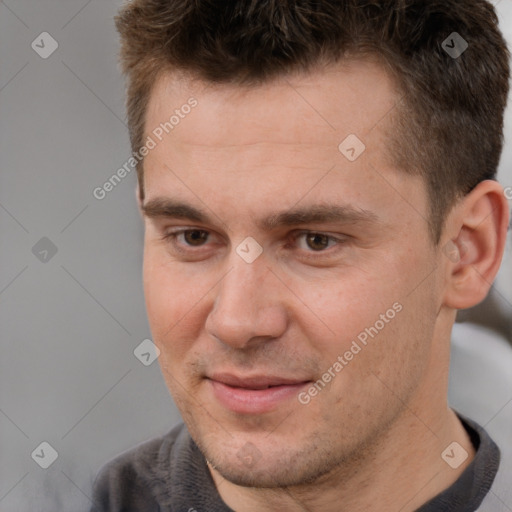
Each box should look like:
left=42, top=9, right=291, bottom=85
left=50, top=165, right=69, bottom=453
left=198, top=431, right=342, bottom=489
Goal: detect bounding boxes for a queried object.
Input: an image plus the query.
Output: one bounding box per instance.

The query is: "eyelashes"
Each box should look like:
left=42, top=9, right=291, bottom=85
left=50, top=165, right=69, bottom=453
left=161, top=228, right=347, bottom=262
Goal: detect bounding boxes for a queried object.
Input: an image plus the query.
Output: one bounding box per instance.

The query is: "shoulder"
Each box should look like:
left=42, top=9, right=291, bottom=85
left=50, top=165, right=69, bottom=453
left=90, top=423, right=187, bottom=512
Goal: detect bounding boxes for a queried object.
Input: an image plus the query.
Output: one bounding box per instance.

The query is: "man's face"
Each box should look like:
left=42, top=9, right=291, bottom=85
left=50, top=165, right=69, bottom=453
left=142, top=60, right=444, bottom=487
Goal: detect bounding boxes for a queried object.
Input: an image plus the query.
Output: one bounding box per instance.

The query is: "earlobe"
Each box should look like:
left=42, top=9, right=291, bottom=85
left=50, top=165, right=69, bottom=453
left=442, top=180, right=509, bottom=310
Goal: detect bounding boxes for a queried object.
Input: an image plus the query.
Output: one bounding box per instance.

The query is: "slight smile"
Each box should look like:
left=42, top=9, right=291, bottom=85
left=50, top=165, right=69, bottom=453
left=207, top=373, right=312, bottom=414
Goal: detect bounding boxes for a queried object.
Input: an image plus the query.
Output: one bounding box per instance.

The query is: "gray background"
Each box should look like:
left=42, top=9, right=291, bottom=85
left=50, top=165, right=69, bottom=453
left=0, top=1, right=511, bottom=511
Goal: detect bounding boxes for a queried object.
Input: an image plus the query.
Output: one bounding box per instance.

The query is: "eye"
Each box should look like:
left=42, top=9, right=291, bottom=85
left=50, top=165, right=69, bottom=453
left=303, top=233, right=332, bottom=251
left=295, top=232, right=341, bottom=252
left=181, top=229, right=209, bottom=246
left=163, top=229, right=210, bottom=247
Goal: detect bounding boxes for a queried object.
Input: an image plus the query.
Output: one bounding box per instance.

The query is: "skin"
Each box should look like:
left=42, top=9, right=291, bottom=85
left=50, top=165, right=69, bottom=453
left=140, top=59, right=509, bottom=511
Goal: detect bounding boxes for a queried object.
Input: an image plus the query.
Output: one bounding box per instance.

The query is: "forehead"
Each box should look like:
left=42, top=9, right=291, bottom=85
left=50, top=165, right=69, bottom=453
left=141, top=60, right=427, bottom=233
left=145, top=59, right=399, bottom=150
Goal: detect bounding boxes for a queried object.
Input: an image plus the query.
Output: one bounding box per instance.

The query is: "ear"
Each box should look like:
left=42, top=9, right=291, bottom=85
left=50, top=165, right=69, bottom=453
left=441, top=180, right=509, bottom=310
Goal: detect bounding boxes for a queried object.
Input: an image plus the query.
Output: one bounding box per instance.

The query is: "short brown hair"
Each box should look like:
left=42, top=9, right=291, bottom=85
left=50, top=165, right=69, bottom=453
left=115, top=0, right=510, bottom=242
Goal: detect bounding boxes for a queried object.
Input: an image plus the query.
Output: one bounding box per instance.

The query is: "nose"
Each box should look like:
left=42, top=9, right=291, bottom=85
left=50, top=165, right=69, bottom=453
left=205, top=253, right=288, bottom=349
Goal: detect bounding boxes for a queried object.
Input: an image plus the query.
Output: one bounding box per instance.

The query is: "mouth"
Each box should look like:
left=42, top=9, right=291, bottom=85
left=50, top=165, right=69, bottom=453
left=206, top=373, right=312, bottom=414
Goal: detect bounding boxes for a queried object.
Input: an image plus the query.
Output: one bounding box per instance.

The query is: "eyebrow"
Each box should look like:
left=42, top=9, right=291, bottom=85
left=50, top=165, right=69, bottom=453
left=141, top=198, right=380, bottom=230
left=260, top=203, right=379, bottom=229
left=142, top=198, right=208, bottom=223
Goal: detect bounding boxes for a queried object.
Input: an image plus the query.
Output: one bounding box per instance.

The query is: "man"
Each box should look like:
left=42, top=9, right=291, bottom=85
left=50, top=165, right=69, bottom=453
left=91, top=1, right=510, bottom=510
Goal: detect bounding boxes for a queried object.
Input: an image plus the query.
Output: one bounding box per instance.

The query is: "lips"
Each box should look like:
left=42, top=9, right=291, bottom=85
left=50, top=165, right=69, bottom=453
left=206, top=372, right=311, bottom=414
left=210, top=373, right=308, bottom=389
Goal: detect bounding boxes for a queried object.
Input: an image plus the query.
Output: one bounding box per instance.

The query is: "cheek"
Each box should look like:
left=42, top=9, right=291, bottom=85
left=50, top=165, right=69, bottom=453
left=301, top=256, right=434, bottom=376
left=143, top=252, right=215, bottom=402
left=143, top=248, right=208, bottom=352
left=299, top=274, right=400, bottom=349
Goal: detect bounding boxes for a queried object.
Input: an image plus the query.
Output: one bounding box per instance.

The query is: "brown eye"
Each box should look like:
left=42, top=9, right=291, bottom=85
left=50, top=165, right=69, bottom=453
left=305, top=233, right=330, bottom=251
left=183, top=230, right=209, bottom=246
